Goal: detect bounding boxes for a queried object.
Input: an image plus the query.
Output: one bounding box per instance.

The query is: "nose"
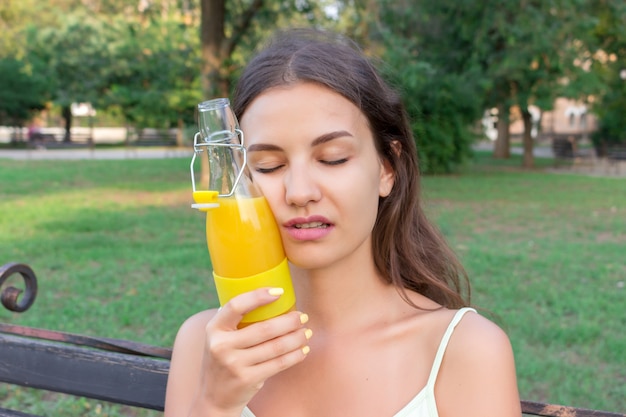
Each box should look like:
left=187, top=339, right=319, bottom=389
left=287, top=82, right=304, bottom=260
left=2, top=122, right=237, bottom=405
left=284, top=164, right=321, bottom=207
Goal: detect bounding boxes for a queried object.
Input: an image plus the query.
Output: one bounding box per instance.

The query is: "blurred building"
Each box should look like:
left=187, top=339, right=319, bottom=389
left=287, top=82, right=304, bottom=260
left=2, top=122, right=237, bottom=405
left=482, top=98, right=598, bottom=142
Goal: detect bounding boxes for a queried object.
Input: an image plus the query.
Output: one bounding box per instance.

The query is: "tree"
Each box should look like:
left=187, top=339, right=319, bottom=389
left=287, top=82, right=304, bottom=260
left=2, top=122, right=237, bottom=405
left=196, top=0, right=334, bottom=184
left=353, top=0, right=485, bottom=173
left=382, top=42, right=482, bottom=173
left=588, top=0, right=626, bottom=153
left=102, top=13, right=203, bottom=143
left=26, top=12, right=119, bottom=141
left=489, top=1, right=587, bottom=168
left=387, top=0, right=598, bottom=169
left=199, top=0, right=331, bottom=98
left=0, top=57, right=50, bottom=130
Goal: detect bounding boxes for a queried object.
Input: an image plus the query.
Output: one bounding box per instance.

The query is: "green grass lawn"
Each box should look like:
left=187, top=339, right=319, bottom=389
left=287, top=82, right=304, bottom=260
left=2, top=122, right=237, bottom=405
left=0, top=152, right=624, bottom=415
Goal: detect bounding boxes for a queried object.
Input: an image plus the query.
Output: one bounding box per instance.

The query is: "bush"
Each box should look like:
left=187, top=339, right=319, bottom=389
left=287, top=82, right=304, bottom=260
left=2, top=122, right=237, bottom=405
left=380, top=44, right=481, bottom=174
left=590, top=68, right=626, bottom=156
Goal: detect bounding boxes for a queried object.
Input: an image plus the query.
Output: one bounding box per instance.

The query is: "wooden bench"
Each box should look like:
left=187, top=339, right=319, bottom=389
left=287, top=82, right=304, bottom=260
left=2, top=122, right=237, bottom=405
left=606, top=145, right=626, bottom=174
left=26, top=130, right=94, bottom=150
left=551, top=136, right=592, bottom=166
left=1, top=262, right=624, bottom=417
left=128, top=128, right=178, bottom=147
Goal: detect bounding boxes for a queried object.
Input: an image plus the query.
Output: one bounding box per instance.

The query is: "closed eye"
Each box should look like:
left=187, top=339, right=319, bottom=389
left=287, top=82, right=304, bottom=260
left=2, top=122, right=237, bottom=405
left=321, top=158, right=348, bottom=166
left=255, top=165, right=284, bottom=174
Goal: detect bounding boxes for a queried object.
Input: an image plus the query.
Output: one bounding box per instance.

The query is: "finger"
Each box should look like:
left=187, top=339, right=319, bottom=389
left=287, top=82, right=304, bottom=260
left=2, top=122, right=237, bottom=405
left=238, top=310, right=309, bottom=348
left=249, top=341, right=312, bottom=384
left=245, top=325, right=313, bottom=366
left=215, top=287, right=285, bottom=330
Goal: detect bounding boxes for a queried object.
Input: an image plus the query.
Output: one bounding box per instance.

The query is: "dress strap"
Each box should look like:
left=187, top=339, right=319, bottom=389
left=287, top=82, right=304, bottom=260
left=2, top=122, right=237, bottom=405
left=426, top=307, right=476, bottom=387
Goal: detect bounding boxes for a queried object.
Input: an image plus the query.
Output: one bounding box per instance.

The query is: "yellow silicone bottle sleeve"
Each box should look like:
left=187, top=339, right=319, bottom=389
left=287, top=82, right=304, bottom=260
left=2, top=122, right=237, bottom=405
left=213, top=258, right=296, bottom=324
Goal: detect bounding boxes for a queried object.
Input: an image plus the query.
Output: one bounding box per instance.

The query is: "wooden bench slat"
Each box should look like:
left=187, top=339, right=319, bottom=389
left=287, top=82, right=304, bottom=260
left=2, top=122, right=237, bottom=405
left=2, top=333, right=625, bottom=416
left=0, top=408, right=40, bottom=417
left=0, top=334, right=168, bottom=411
left=522, top=400, right=626, bottom=417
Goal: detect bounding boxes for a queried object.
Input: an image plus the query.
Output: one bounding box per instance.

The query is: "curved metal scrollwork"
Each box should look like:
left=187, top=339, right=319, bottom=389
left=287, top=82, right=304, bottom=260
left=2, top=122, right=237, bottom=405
left=0, top=263, right=38, bottom=313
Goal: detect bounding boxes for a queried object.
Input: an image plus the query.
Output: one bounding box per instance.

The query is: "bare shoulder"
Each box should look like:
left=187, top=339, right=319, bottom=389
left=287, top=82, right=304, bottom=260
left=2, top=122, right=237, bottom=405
left=177, top=308, right=218, bottom=338
left=164, top=309, right=218, bottom=415
left=449, top=309, right=514, bottom=356
left=169, top=308, right=220, bottom=363
left=169, top=308, right=218, bottom=368
left=436, top=309, right=521, bottom=417
left=442, top=309, right=517, bottom=377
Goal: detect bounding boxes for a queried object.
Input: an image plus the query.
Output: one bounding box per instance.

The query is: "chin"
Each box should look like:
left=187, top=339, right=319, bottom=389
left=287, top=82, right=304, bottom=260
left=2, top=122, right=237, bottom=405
left=289, top=252, right=355, bottom=274
left=287, top=257, right=325, bottom=271
left=286, top=251, right=334, bottom=271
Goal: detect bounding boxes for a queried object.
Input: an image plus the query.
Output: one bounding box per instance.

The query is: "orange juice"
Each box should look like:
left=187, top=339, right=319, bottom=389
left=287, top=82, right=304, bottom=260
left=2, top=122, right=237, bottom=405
left=205, top=196, right=295, bottom=324
left=206, top=196, right=284, bottom=277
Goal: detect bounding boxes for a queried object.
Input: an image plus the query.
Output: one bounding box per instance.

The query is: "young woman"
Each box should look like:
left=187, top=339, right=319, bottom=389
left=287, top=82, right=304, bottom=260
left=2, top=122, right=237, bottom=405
left=165, top=29, right=520, bottom=417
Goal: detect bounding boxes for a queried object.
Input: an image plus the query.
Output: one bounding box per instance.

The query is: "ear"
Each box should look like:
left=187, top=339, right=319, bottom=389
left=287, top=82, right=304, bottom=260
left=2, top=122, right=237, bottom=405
left=390, top=140, right=402, bottom=157
left=379, top=156, right=395, bottom=198
left=379, top=140, right=400, bottom=198
left=378, top=140, right=402, bottom=197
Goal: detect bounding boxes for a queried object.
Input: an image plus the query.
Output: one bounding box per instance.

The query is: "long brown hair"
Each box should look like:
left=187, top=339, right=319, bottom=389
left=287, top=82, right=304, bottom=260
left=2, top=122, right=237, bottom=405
left=233, top=28, right=470, bottom=309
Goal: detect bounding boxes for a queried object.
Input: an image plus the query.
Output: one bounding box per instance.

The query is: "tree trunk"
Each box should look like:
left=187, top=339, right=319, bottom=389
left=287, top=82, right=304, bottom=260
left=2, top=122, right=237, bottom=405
left=200, top=0, right=228, bottom=98
left=521, top=108, right=534, bottom=169
left=62, top=105, right=72, bottom=142
left=493, top=102, right=510, bottom=158
left=199, top=0, right=264, bottom=188
left=88, top=115, right=94, bottom=149
left=177, top=118, right=184, bottom=147
left=199, top=0, right=227, bottom=189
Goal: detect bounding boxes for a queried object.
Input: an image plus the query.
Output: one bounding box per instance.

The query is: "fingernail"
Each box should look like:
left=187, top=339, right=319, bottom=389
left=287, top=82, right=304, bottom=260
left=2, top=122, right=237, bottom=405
left=300, top=313, right=309, bottom=324
left=268, top=288, right=284, bottom=296
left=302, top=346, right=311, bottom=355
left=305, top=328, right=313, bottom=340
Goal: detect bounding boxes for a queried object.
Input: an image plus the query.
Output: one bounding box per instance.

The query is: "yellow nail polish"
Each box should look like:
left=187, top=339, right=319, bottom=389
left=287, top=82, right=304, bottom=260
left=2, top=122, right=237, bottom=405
left=300, top=313, right=309, bottom=324
left=305, top=328, right=313, bottom=340
left=302, top=346, right=311, bottom=355
left=268, top=288, right=284, bottom=296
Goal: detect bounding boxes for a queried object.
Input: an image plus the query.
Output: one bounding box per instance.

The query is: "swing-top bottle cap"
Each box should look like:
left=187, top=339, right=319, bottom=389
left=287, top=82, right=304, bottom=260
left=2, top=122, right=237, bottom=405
left=190, top=97, right=256, bottom=210
left=191, top=190, right=219, bottom=211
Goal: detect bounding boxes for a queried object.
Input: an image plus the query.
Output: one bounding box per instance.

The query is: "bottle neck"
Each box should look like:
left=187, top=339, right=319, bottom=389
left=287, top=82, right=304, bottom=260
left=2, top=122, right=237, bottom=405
left=207, top=143, right=258, bottom=198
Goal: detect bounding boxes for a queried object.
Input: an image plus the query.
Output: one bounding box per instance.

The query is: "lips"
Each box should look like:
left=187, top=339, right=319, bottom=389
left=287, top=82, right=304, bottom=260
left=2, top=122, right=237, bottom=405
left=293, top=221, right=329, bottom=229
left=284, top=216, right=333, bottom=240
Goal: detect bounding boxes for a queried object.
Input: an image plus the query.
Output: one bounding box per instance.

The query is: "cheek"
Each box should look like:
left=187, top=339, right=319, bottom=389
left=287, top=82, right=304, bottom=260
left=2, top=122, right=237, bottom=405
left=250, top=175, right=283, bottom=208
left=343, top=167, right=383, bottom=216
left=250, top=168, right=273, bottom=190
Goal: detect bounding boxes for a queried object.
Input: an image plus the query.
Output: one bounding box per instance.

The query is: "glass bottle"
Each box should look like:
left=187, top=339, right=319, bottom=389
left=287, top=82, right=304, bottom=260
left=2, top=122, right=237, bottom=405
left=190, top=98, right=295, bottom=326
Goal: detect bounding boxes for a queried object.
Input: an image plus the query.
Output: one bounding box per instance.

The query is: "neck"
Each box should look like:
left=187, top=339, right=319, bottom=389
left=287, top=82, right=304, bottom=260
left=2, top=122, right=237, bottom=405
left=290, top=256, right=400, bottom=333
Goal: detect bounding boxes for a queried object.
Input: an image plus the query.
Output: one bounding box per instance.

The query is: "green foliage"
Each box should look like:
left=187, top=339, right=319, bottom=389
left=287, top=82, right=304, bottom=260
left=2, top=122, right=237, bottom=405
left=372, top=0, right=606, bottom=168
left=5, top=0, right=624, bottom=171
left=588, top=0, right=626, bottom=148
left=416, top=0, right=587, bottom=110
left=8, top=3, right=204, bottom=134
left=25, top=11, right=118, bottom=107
left=380, top=47, right=479, bottom=174
left=0, top=57, right=50, bottom=126
left=372, top=5, right=483, bottom=174
left=591, top=82, right=626, bottom=146
left=220, top=0, right=340, bottom=96
left=102, top=17, right=202, bottom=129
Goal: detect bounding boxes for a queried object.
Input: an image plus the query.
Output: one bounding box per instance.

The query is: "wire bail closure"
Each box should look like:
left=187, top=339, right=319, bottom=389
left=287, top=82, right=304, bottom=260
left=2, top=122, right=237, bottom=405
left=189, top=128, right=248, bottom=199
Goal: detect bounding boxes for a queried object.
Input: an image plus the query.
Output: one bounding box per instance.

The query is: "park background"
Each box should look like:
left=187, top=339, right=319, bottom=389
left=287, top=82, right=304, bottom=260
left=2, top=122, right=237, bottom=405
left=1, top=0, right=625, bottom=416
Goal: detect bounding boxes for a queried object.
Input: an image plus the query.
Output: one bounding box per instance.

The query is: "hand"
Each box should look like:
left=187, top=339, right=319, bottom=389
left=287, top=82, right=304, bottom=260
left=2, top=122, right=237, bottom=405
left=195, top=288, right=311, bottom=416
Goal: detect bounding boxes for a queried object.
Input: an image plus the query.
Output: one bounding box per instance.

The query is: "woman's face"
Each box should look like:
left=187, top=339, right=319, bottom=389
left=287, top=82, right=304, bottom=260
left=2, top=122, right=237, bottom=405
left=240, top=82, right=394, bottom=271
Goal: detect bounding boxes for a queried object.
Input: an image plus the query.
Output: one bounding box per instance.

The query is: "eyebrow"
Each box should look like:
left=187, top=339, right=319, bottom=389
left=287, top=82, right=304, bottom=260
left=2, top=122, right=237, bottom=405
left=247, top=130, right=354, bottom=153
